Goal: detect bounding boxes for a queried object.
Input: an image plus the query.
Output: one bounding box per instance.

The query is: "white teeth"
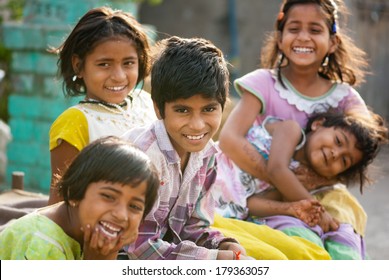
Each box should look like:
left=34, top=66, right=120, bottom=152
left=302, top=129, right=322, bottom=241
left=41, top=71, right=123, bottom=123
left=106, top=86, right=126, bottom=91
left=293, top=47, right=313, bottom=53
left=186, top=134, right=205, bottom=140
left=99, top=221, right=121, bottom=238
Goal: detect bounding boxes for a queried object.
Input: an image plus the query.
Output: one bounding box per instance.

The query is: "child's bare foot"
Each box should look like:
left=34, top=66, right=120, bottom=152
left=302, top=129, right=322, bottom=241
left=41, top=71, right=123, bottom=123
left=290, top=199, right=323, bottom=227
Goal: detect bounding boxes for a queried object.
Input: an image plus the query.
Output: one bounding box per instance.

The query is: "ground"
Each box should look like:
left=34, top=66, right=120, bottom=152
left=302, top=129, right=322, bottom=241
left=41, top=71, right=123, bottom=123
left=349, top=145, right=389, bottom=259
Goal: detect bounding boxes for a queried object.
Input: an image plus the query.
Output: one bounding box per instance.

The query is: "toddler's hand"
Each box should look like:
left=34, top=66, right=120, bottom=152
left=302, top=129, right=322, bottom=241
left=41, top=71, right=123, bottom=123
left=318, top=211, right=339, bottom=233
left=291, top=199, right=323, bottom=227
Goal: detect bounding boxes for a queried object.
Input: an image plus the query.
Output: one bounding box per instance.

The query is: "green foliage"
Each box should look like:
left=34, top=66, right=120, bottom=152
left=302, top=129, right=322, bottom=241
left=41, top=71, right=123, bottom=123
left=0, top=0, right=25, bottom=123
left=126, top=0, right=163, bottom=5
left=0, top=44, right=11, bottom=123
left=0, top=0, right=26, bottom=22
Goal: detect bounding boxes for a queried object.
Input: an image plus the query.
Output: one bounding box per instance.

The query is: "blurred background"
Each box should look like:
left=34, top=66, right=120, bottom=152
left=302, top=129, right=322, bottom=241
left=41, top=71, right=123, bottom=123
left=0, top=0, right=388, bottom=259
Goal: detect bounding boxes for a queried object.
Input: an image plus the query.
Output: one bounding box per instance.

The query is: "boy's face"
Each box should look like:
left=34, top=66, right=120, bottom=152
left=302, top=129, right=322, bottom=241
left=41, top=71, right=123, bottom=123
left=155, top=94, right=223, bottom=160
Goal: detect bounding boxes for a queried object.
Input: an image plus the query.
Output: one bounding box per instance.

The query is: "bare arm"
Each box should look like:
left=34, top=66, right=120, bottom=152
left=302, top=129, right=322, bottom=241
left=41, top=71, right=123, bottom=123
left=49, top=141, right=79, bottom=205
left=266, top=120, right=312, bottom=201
left=247, top=193, right=322, bottom=227
left=220, top=91, right=337, bottom=232
left=218, top=90, right=269, bottom=182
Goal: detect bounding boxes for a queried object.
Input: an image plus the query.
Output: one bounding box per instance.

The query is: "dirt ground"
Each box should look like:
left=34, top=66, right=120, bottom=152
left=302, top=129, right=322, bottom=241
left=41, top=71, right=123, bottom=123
left=349, top=145, right=389, bottom=260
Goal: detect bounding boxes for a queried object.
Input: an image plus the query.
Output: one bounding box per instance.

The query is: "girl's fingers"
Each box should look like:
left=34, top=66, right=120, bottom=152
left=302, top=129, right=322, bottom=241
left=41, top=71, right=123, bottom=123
left=84, top=226, right=124, bottom=258
left=83, top=224, right=92, bottom=243
left=89, top=226, right=100, bottom=249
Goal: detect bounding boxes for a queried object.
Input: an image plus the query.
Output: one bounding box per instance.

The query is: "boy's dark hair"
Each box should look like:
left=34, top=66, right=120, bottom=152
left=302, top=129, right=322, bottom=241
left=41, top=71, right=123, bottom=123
left=305, top=110, right=388, bottom=193
left=57, top=136, right=159, bottom=218
left=50, top=6, right=151, bottom=97
left=151, top=36, right=229, bottom=118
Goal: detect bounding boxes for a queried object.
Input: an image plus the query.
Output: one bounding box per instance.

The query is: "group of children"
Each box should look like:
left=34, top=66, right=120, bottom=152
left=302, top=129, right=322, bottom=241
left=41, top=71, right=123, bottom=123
left=0, top=0, right=388, bottom=260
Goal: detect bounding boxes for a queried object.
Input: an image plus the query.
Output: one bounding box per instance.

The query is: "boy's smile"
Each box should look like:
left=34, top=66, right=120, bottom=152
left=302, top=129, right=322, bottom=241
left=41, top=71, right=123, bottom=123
left=156, top=94, right=223, bottom=166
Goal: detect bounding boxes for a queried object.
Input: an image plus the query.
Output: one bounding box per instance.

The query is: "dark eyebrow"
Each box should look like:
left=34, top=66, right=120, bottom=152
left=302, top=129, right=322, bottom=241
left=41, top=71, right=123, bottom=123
left=100, top=186, right=121, bottom=193
left=171, top=104, right=189, bottom=110
left=171, top=100, right=220, bottom=110
left=340, top=131, right=349, bottom=145
left=285, top=20, right=301, bottom=25
left=133, top=196, right=146, bottom=204
left=101, top=185, right=146, bottom=204
left=204, top=101, right=220, bottom=107
left=95, top=55, right=137, bottom=62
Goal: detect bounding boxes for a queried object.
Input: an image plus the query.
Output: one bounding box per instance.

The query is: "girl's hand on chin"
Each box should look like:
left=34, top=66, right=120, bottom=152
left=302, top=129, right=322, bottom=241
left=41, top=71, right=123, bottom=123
left=82, top=224, right=123, bottom=260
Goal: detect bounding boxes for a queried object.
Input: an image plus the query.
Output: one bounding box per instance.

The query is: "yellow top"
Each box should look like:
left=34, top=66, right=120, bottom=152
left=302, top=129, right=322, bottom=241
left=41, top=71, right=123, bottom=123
left=49, top=90, right=156, bottom=151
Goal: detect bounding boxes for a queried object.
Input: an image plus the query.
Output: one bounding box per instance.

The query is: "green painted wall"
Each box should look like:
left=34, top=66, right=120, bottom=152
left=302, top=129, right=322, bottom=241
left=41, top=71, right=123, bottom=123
left=2, top=0, right=139, bottom=193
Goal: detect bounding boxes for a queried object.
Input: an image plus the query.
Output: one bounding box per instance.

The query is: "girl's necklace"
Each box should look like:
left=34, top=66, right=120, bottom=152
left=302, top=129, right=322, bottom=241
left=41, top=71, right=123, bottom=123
left=79, top=98, right=130, bottom=115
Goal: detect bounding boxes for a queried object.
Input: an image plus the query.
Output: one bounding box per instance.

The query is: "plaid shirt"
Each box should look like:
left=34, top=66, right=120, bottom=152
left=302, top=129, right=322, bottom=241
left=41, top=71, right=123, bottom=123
left=122, top=120, right=236, bottom=260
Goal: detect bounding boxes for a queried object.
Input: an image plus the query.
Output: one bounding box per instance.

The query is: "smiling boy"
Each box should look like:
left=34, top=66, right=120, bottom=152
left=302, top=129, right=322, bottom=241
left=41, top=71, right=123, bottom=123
left=121, top=36, right=249, bottom=260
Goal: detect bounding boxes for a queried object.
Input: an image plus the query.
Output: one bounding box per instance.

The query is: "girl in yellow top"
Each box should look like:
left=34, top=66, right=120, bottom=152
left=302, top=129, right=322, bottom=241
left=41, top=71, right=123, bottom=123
left=49, top=7, right=156, bottom=205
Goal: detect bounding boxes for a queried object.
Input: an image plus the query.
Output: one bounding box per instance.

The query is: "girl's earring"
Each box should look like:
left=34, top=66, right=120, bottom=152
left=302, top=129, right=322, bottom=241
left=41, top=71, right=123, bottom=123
left=72, top=75, right=77, bottom=82
left=69, top=201, right=78, bottom=207
left=277, top=53, right=288, bottom=68
left=322, top=55, right=329, bottom=67
left=277, top=53, right=284, bottom=66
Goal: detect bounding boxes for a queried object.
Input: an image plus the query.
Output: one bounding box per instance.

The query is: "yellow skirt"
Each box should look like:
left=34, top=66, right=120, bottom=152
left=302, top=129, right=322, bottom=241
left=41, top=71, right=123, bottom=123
left=212, top=214, right=331, bottom=260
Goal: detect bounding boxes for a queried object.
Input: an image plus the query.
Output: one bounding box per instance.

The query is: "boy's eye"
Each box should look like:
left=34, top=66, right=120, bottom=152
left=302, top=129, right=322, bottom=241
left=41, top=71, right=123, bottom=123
left=175, top=108, right=188, bottom=113
left=101, top=193, right=114, bottom=201
left=98, top=62, right=109, bottom=67
left=204, top=107, right=216, bottom=113
left=335, top=136, right=341, bottom=146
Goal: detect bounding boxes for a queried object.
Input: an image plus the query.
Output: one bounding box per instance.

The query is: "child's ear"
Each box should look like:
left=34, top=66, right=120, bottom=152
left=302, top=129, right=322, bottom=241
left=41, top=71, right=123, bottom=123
left=311, top=118, right=326, bottom=131
left=68, top=200, right=79, bottom=208
left=328, top=35, right=339, bottom=54
left=71, top=54, right=81, bottom=76
left=153, top=101, right=163, bottom=120
left=276, top=31, right=283, bottom=51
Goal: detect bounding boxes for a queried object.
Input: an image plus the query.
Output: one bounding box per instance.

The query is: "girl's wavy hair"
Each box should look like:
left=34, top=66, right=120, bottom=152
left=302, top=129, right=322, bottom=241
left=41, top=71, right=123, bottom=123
left=305, top=109, right=388, bottom=193
left=260, top=0, right=369, bottom=88
left=49, top=6, right=151, bottom=97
